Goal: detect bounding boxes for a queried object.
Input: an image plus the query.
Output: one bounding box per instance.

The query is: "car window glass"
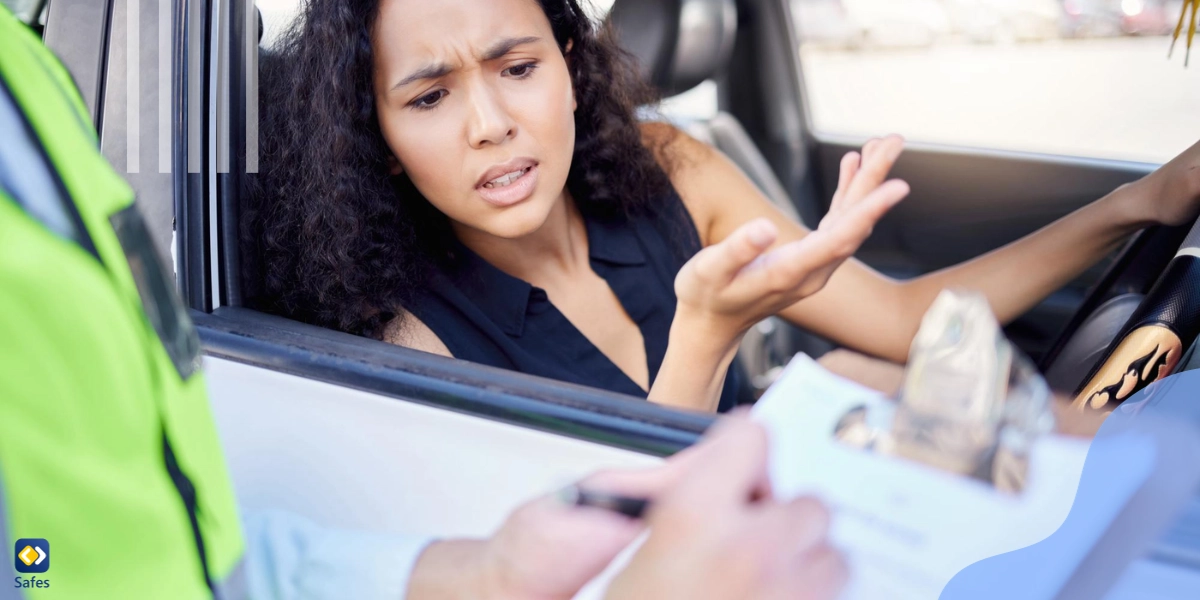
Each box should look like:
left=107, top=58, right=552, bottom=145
left=791, top=0, right=1200, bottom=164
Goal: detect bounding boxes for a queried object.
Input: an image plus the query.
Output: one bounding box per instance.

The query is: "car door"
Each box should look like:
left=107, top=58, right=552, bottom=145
left=43, top=0, right=707, bottom=540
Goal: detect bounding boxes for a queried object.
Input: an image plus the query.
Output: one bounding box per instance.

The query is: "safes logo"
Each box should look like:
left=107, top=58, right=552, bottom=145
left=14, top=539, right=48, bottom=574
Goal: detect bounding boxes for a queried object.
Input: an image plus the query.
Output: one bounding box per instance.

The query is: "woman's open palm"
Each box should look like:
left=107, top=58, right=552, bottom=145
left=674, top=135, right=910, bottom=340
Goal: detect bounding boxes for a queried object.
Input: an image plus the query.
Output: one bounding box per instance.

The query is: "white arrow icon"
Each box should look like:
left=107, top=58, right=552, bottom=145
left=17, top=544, right=47, bottom=567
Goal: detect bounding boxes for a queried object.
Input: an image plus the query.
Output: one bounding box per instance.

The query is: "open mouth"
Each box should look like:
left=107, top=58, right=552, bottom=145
left=483, top=166, right=534, bottom=189
left=476, top=164, right=539, bottom=207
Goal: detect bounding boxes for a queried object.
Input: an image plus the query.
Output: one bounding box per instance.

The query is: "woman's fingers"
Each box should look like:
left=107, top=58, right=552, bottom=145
left=748, top=178, right=909, bottom=293
left=680, top=152, right=907, bottom=316
left=814, top=179, right=909, bottom=258
left=843, top=178, right=910, bottom=229
left=687, top=217, right=778, bottom=286
left=844, top=135, right=905, bottom=207
left=861, top=137, right=880, bottom=162
left=830, top=151, right=861, bottom=209
left=830, top=135, right=904, bottom=216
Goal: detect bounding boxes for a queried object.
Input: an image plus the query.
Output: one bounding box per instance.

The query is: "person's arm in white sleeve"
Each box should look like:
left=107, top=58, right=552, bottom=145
left=240, top=458, right=684, bottom=600
left=243, top=509, right=433, bottom=599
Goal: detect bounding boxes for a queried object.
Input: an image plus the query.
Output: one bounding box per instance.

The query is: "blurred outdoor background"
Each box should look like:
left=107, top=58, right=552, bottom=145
left=257, top=0, right=1200, bottom=165
left=792, top=0, right=1200, bottom=164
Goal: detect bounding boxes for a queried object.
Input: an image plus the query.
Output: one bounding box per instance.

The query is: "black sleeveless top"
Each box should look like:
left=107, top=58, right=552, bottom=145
left=409, top=191, right=744, bottom=413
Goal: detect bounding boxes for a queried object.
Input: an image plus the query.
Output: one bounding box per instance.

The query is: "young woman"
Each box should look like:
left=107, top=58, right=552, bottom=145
left=247, top=0, right=1200, bottom=413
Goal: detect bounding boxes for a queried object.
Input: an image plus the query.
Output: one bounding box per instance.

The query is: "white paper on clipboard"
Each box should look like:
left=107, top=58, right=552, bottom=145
left=575, top=354, right=1168, bottom=600
left=753, top=354, right=1155, bottom=600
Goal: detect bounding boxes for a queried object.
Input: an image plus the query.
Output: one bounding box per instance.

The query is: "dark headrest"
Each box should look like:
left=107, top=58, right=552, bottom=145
left=606, top=0, right=736, bottom=97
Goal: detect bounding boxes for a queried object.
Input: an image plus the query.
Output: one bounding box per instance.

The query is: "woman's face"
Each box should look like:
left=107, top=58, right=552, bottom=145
left=372, top=0, right=577, bottom=240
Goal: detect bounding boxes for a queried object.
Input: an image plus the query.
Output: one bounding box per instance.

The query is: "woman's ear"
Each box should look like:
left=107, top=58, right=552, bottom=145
left=388, top=154, right=404, bottom=175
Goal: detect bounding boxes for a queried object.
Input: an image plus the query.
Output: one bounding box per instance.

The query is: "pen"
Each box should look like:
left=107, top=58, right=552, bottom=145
left=557, top=484, right=650, bottom=519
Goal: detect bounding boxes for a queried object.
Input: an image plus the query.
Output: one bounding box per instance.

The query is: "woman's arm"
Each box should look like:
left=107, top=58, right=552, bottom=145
left=643, top=125, right=910, bottom=411
left=648, top=307, right=744, bottom=412
left=652, top=123, right=1200, bottom=364
left=869, top=183, right=1142, bottom=359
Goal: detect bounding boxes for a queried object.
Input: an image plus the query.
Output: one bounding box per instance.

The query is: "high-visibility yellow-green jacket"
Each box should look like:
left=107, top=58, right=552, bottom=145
left=0, top=6, right=245, bottom=598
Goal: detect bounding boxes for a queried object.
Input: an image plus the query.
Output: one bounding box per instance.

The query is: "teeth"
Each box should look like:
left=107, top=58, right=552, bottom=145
left=483, top=167, right=530, bottom=189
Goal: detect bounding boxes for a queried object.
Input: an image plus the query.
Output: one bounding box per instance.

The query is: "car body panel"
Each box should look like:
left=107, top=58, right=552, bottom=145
left=205, top=356, right=660, bottom=537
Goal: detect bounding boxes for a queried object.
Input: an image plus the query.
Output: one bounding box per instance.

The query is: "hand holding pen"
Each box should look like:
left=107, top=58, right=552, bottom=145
left=565, top=416, right=847, bottom=600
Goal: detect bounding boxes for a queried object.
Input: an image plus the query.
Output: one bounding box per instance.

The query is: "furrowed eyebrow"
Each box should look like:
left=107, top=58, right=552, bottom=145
left=390, top=36, right=542, bottom=92
left=481, top=36, right=541, bottom=61
left=392, top=63, right=454, bottom=91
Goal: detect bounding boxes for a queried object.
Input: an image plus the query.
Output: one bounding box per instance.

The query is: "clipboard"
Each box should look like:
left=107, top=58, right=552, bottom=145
left=753, top=355, right=1200, bottom=600
left=574, top=357, right=1200, bottom=600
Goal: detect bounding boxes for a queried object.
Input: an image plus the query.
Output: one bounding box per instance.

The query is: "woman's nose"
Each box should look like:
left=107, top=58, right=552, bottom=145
left=466, top=84, right=516, bottom=149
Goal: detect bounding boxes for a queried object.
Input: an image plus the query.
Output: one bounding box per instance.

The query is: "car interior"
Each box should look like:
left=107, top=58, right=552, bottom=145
left=29, top=0, right=1200, bottom=439
left=227, top=0, right=828, bottom=411
left=205, top=0, right=1200, bottom=416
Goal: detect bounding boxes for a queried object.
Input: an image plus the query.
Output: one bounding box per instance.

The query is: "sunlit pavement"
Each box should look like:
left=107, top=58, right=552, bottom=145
left=801, top=36, right=1200, bottom=165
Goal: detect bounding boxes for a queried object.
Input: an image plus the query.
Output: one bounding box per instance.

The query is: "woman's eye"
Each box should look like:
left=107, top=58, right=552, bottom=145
left=504, top=63, right=538, bottom=79
left=411, top=90, right=446, bottom=110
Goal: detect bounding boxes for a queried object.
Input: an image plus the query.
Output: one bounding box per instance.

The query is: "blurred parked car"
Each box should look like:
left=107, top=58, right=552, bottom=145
left=843, top=0, right=954, bottom=48
left=792, top=0, right=866, bottom=48
left=1120, top=0, right=1182, bottom=35
left=795, top=0, right=1065, bottom=48
left=944, top=0, right=1063, bottom=43
left=1060, top=0, right=1178, bottom=38
left=793, top=0, right=953, bottom=49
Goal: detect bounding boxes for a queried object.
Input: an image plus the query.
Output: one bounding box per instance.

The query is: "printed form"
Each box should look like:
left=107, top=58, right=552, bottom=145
left=576, top=355, right=1155, bottom=600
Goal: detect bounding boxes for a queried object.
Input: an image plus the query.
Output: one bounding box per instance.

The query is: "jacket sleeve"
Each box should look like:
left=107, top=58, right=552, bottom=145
left=243, top=509, right=434, bottom=600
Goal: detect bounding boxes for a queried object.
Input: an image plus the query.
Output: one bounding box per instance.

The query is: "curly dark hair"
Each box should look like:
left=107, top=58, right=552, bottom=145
left=244, top=0, right=680, bottom=339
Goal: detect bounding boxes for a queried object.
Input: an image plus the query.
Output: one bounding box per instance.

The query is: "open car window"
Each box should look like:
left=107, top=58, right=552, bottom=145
left=182, top=0, right=734, bottom=456
left=235, top=0, right=739, bottom=413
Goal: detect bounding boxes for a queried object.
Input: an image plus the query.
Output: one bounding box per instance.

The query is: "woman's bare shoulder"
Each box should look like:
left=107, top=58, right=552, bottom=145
left=639, top=120, right=715, bottom=169
left=639, top=120, right=740, bottom=246
left=383, top=313, right=454, bottom=358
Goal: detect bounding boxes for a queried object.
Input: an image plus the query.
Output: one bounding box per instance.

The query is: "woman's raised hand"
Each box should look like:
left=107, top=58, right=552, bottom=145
left=674, top=135, right=910, bottom=344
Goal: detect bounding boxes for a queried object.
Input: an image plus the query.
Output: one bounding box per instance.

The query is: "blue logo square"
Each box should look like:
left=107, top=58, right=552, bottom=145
left=14, top=539, right=49, bottom=574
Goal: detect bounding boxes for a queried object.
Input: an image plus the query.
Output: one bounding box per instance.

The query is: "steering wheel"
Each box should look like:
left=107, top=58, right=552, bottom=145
left=1039, top=218, right=1200, bottom=411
